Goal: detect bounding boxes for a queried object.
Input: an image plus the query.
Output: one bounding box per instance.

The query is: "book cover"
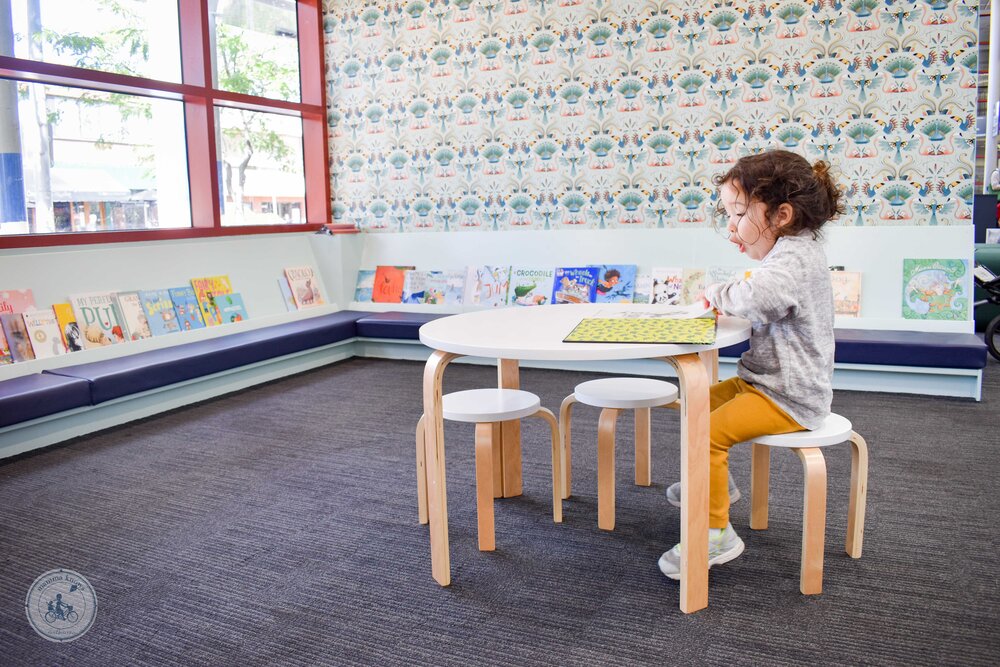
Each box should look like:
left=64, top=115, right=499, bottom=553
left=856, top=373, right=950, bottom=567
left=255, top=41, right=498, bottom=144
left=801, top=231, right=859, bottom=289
left=190, top=275, right=234, bottom=327
left=650, top=267, right=684, bottom=305
left=354, top=270, right=376, bottom=302
left=0, top=289, right=36, bottom=316
left=284, top=266, right=325, bottom=309
left=830, top=271, right=862, bottom=317
left=633, top=273, right=652, bottom=304
left=986, top=228, right=1000, bottom=244
left=592, top=264, right=637, bottom=304
left=552, top=266, right=599, bottom=304
left=52, top=302, right=84, bottom=352
left=168, top=286, right=207, bottom=331
left=706, top=265, right=744, bottom=285
left=278, top=277, right=296, bottom=311
left=0, top=324, right=11, bottom=364
left=464, top=266, right=511, bottom=307
left=564, top=316, right=717, bottom=344
left=214, top=292, right=249, bottom=323
left=373, top=266, right=414, bottom=304
left=507, top=267, right=555, bottom=306
left=69, top=292, right=125, bottom=348
left=423, top=270, right=465, bottom=305
left=0, top=313, right=35, bottom=361
left=902, top=259, right=970, bottom=320
left=138, top=289, right=181, bottom=336
left=401, top=270, right=429, bottom=304
left=115, top=291, right=153, bottom=340
left=681, top=268, right=706, bottom=305
left=22, top=309, right=67, bottom=358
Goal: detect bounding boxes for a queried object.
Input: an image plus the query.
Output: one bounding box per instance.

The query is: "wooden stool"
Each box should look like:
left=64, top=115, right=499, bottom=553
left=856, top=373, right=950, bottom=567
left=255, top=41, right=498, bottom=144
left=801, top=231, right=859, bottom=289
left=559, top=377, right=679, bottom=530
left=748, top=414, right=869, bottom=595
left=416, top=389, right=562, bottom=551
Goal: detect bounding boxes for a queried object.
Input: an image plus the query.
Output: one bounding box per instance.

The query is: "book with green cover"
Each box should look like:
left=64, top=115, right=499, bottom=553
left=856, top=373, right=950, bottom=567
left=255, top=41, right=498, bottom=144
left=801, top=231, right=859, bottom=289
left=564, top=317, right=717, bottom=344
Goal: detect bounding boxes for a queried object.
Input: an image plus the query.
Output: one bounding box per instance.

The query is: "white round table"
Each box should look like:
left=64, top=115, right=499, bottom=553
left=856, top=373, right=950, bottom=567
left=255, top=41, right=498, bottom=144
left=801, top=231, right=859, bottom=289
left=416, top=304, right=751, bottom=614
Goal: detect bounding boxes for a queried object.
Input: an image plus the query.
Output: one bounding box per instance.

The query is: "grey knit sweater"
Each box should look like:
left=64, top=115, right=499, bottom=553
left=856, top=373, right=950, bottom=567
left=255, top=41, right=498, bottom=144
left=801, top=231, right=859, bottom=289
left=704, top=234, right=834, bottom=429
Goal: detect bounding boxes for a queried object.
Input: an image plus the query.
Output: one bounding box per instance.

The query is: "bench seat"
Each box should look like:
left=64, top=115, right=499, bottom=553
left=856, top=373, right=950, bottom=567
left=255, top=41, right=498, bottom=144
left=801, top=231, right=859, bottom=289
left=43, top=311, right=367, bottom=405
left=355, top=311, right=447, bottom=340
left=0, top=374, right=93, bottom=428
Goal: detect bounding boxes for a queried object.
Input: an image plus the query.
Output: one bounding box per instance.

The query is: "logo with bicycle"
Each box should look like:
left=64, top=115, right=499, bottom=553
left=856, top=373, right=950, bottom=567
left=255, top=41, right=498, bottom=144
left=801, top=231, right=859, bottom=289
left=25, top=569, right=97, bottom=642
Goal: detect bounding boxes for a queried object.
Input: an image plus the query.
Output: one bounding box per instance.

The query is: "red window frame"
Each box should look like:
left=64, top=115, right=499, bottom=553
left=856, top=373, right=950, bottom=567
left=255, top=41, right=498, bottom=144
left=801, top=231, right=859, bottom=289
left=0, top=0, right=330, bottom=249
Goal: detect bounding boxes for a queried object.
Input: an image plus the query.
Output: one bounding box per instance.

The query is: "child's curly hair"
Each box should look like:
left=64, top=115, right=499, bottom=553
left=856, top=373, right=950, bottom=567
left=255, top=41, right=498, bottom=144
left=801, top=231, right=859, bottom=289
left=712, top=150, right=845, bottom=239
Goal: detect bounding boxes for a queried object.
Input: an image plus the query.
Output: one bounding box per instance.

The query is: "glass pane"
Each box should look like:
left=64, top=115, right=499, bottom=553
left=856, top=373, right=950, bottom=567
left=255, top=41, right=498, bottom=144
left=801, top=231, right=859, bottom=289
left=6, top=0, right=181, bottom=82
left=216, top=106, right=304, bottom=226
left=0, top=80, right=191, bottom=235
left=212, top=0, right=300, bottom=102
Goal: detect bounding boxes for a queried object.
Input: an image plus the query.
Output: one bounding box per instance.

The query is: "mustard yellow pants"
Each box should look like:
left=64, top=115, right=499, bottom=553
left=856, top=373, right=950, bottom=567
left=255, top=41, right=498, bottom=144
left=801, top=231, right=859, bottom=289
left=708, top=377, right=804, bottom=528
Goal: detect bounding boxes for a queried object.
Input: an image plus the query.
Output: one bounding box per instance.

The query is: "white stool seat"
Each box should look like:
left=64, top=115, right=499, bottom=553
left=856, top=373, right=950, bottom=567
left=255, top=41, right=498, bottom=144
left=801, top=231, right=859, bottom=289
left=573, top=378, right=679, bottom=410
left=442, top=388, right=541, bottom=423
left=752, top=414, right=853, bottom=448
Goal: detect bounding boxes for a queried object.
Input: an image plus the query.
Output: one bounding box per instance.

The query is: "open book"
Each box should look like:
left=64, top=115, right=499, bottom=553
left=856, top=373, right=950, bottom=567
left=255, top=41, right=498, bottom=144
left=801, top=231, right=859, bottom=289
left=564, top=304, right=717, bottom=344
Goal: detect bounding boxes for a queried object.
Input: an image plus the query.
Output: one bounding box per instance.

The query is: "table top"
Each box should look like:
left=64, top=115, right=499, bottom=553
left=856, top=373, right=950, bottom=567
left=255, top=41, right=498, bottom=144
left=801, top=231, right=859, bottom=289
left=419, top=304, right=751, bottom=361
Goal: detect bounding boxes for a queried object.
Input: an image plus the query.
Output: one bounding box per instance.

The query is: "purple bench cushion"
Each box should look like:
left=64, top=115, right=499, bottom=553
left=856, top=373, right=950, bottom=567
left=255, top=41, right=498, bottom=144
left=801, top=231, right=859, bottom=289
left=0, top=374, right=92, bottom=428
left=721, top=328, right=986, bottom=370
left=356, top=311, right=448, bottom=340
left=43, top=311, right=367, bottom=404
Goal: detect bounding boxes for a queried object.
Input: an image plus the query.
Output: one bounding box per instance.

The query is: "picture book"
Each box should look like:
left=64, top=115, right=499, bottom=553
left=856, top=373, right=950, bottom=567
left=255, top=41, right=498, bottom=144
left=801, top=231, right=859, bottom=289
left=552, top=266, right=599, bottom=304
left=214, top=293, right=249, bottom=324
left=284, top=266, right=325, bottom=309
left=190, top=275, right=234, bottom=327
left=52, top=302, right=84, bottom=352
left=278, top=277, right=296, bottom=311
left=507, top=267, right=555, bottom=306
left=168, top=286, right=207, bottom=331
left=902, top=259, right=970, bottom=320
left=1, top=313, right=35, bottom=361
left=69, top=292, right=125, bottom=348
left=592, top=264, right=637, bottom=304
left=423, top=270, right=465, bottom=305
left=986, top=228, right=1000, bottom=244
left=114, top=291, right=153, bottom=340
left=138, top=289, right=181, bottom=336
left=464, top=266, right=511, bottom=307
left=0, top=289, right=36, bottom=316
left=649, top=267, right=684, bottom=305
left=633, top=273, right=651, bottom=304
left=0, top=325, right=11, bottom=364
left=564, top=316, right=717, bottom=345
left=354, top=270, right=376, bottom=302
left=830, top=271, right=862, bottom=317
left=401, top=270, right=429, bottom=304
left=681, top=268, right=706, bottom=305
left=22, top=309, right=66, bottom=359
left=706, top=265, right=744, bottom=285
left=372, top=265, right=414, bottom=304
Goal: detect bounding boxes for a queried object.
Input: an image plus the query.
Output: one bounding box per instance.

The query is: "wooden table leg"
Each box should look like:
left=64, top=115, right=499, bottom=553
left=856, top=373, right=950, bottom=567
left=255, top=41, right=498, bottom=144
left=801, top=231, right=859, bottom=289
left=665, top=353, right=711, bottom=614
left=698, top=348, right=719, bottom=385
left=498, top=358, right=523, bottom=497
left=423, top=350, right=460, bottom=586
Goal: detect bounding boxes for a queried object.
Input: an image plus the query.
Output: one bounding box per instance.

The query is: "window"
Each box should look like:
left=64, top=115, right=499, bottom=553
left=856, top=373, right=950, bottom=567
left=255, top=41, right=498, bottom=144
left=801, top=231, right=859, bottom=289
left=0, top=0, right=328, bottom=246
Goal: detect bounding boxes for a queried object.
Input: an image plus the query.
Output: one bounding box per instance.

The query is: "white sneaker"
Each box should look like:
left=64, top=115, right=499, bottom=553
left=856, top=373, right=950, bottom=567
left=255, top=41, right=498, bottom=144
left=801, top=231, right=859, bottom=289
left=657, top=523, right=745, bottom=580
left=665, top=473, right=741, bottom=508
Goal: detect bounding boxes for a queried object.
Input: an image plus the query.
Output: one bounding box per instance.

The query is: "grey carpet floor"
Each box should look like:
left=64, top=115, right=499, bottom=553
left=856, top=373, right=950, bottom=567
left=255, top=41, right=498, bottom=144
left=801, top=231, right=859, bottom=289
left=1, top=356, right=998, bottom=666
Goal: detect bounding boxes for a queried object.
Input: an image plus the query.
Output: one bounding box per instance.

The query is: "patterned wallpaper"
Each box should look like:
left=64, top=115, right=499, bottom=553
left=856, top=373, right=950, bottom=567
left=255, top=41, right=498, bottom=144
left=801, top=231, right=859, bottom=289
left=322, top=0, right=979, bottom=232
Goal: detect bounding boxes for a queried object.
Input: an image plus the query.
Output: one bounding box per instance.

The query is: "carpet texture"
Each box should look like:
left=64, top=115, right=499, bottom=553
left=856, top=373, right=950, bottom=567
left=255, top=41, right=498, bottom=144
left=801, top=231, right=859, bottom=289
left=1, top=357, right=998, bottom=665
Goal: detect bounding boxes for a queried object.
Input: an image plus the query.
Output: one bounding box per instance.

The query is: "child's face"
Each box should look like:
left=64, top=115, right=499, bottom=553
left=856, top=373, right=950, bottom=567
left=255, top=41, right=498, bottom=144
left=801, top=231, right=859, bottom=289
left=718, top=181, right=790, bottom=261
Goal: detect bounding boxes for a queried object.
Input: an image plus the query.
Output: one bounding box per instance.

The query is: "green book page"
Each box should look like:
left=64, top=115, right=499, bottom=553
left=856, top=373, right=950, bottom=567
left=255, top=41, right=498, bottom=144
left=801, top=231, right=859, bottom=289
left=564, top=317, right=717, bottom=344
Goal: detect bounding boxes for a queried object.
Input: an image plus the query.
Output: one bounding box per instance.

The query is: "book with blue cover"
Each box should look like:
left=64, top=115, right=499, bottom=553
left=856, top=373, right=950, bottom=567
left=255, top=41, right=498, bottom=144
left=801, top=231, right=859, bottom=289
left=592, top=264, right=637, bottom=304
left=168, top=286, right=206, bottom=332
left=354, top=270, right=376, bottom=302
left=552, top=266, right=600, bottom=304
left=214, top=292, right=249, bottom=323
left=139, top=289, right=180, bottom=336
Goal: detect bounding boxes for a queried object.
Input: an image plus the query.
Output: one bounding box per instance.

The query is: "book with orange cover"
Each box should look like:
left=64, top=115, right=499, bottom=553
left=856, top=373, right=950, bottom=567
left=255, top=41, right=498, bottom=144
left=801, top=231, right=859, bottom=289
left=372, top=266, right=414, bottom=304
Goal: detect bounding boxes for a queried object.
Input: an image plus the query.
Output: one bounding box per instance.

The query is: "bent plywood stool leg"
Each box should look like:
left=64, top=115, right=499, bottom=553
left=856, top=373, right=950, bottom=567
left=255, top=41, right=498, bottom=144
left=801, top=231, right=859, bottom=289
left=559, top=394, right=576, bottom=500
left=597, top=407, right=621, bottom=531
left=749, top=443, right=770, bottom=530
left=474, top=422, right=497, bottom=551
left=795, top=447, right=828, bottom=595
left=526, top=407, right=564, bottom=524
left=416, top=414, right=428, bottom=525
left=634, top=407, right=651, bottom=486
left=846, top=431, right=869, bottom=558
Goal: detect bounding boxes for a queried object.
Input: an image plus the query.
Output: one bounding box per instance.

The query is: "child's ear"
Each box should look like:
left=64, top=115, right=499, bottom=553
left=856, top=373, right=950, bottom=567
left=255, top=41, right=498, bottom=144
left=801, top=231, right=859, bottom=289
left=775, top=202, right=795, bottom=228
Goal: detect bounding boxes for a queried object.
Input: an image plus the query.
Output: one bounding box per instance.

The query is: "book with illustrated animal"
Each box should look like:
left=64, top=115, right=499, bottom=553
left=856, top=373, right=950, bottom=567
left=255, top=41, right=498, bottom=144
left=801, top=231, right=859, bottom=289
left=422, top=270, right=465, bottom=305
left=114, top=291, right=153, bottom=340
left=830, top=270, right=862, bottom=317
left=168, top=286, right=206, bottom=332
left=506, top=267, right=554, bottom=306
left=401, top=270, right=430, bottom=304
left=902, top=258, right=970, bottom=320
left=190, top=275, right=234, bottom=326
left=681, top=268, right=706, bottom=305
left=0, top=313, right=35, bottom=361
left=52, top=303, right=84, bottom=352
left=649, top=267, right=684, bottom=305
left=552, top=266, right=600, bottom=304
left=284, top=266, right=325, bottom=309
left=464, top=265, right=511, bottom=307
left=21, top=309, right=67, bottom=359
left=372, top=266, right=414, bottom=304
left=0, top=289, right=36, bottom=316
left=591, top=264, right=637, bottom=304
left=138, top=289, right=180, bottom=336
left=354, top=270, right=376, bottom=302
left=69, top=292, right=125, bottom=348
left=214, top=292, right=249, bottom=323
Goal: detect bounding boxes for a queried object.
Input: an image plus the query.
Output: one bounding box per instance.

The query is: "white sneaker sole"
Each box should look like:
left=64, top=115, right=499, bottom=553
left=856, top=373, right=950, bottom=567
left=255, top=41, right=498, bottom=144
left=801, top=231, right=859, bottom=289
left=658, top=537, right=746, bottom=581
left=666, top=486, right=741, bottom=508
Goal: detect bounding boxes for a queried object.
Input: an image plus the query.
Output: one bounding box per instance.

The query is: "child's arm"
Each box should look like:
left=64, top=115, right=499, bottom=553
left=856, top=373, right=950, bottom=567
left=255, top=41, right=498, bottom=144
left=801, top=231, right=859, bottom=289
left=704, top=266, right=799, bottom=324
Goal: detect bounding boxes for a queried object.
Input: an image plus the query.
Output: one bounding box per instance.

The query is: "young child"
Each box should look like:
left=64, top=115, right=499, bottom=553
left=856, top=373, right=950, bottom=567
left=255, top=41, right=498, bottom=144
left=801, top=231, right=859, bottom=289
left=658, top=149, right=844, bottom=580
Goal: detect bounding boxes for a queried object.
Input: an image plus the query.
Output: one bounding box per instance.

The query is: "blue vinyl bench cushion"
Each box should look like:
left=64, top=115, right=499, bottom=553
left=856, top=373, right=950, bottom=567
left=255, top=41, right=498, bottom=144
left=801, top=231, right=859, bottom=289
left=356, top=311, right=448, bottom=340
left=721, top=328, right=986, bottom=370
left=43, top=311, right=368, bottom=404
left=0, top=373, right=93, bottom=428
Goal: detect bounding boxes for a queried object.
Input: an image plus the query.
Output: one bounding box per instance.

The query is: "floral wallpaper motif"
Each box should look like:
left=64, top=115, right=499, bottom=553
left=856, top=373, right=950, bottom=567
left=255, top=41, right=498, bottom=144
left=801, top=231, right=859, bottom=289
left=322, top=0, right=978, bottom=232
